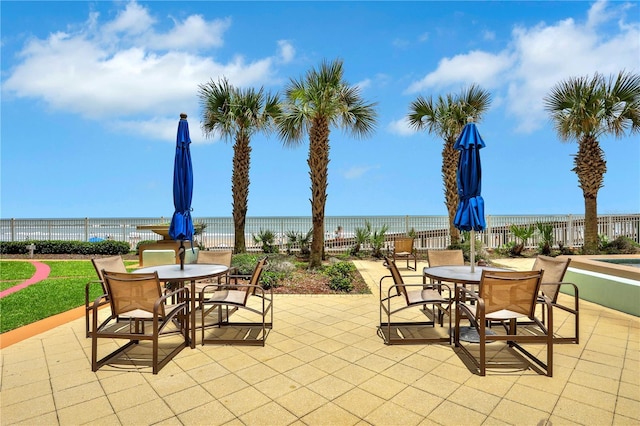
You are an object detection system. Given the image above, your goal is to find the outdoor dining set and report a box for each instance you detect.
[85,246,579,377]
[84,114,577,377]
[379,249,580,377]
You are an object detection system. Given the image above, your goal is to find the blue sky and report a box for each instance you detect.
[1,0,638,219]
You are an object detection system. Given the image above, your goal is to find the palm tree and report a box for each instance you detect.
[544,71,640,254]
[198,77,280,253]
[277,59,377,268]
[407,84,491,245]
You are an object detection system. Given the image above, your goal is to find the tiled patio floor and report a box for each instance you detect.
[1,259,638,425]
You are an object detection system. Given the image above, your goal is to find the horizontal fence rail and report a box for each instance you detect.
[1,214,638,253]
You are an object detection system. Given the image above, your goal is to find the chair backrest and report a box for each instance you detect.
[532,255,571,302]
[197,250,232,268]
[243,258,268,303]
[478,270,543,317]
[427,249,464,267]
[383,256,409,303]
[91,256,127,292]
[394,238,414,253]
[102,271,165,317]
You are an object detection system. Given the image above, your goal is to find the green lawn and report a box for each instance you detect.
[0,260,136,333]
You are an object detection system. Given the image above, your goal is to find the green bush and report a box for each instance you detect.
[231,253,261,275]
[252,229,279,253]
[135,239,158,254]
[324,261,356,292]
[601,236,640,254]
[0,240,129,255]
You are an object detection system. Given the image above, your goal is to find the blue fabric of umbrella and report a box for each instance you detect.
[453,122,486,232]
[169,114,194,246]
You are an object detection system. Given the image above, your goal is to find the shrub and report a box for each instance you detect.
[231,253,261,275]
[0,240,129,255]
[536,222,554,255]
[601,236,640,254]
[324,261,356,292]
[252,229,279,253]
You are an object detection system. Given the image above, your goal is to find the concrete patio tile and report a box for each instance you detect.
[503,382,559,413]
[616,396,640,420]
[552,396,614,425]
[307,353,351,374]
[53,380,106,409]
[163,384,215,415]
[176,399,236,426]
[412,372,461,399]
[447,385,502,415]
[234,362,279,385]
[0,394,56,425]
[281,363,327,386]
[562,381,618,411]
[333,387,386,418]
[217,386,271,417]
[146,369,198,397]
[302,402,361,426]
[613,413,640,426]
[57,395,114,425]
[107,382,160,412]
[201,373,249,399]
[378,362,426,385]
[114,398,175,425]
[359,373,407,400]
[0,379,52,406]
[426,399,487,425]
[10,412,60,426]
[491,398,550,425]
[331,363,377,386]
[275,387,329,418]
[261,352,306,373]
[306,375,355,400]
[463,374,514,397]
[618,381,640,401]
[252,373,301,399]
[391,386,445,417]
[238,401,298,426]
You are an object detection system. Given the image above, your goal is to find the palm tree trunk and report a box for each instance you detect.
[443,137,460,245]
[576,136,606,254]
[232,134,251,253]
[308,117,329,268]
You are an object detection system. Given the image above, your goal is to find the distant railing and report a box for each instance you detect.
[1,214,638,253]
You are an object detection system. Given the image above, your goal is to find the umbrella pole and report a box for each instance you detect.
[470,230,475,273]
[179,240,185,270]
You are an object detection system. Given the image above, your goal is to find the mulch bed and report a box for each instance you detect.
[1,254,372,295]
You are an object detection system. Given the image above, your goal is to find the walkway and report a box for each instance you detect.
[0,261,51,299]
[0,259,638,425]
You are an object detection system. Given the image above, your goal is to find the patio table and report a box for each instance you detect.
[134,263,228,348]
[423,265,509,342]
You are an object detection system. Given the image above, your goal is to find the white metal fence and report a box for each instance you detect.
[1,214,638,253]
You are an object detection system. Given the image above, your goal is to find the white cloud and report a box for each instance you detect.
[1,1,282,140]
[343,165,379,179]
[278,40,295,63]
[405,0,640,133]
[482,30,496,41]
[418,32,429,42]
[355,78,371,91]
[406,50,513,93]
[387,117,416,137]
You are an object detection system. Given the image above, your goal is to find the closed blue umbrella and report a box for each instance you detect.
[169,113,194,269]
[453,119,486,272]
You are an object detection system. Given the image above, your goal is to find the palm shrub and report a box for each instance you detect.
[252,229,279,253]
[509,224,535,256]
[370,224,389,258]
[285,229,312,257]
[350,221,372,256]
[536,222,554,255]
